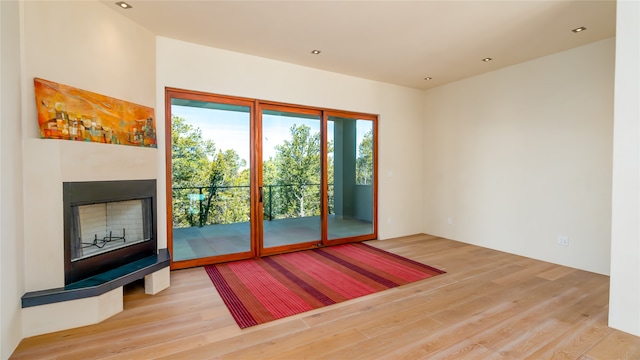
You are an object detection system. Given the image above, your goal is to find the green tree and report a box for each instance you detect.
[172,118,340,226]
[273,124,322,218]
[171,116,213,187]
[171,115,248,227]
[261,159,278,220]
[203,149,249,225]
[171,116,215,227]
[356,128,373,185]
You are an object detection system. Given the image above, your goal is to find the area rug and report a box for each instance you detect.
[204,242,445,328]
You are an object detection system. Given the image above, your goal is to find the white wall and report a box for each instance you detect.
[4,0,635,351]
[20,0,156,295]
[422,38,615,275]
[609,0,640,337]
[1,1,25,358]
[156,37,426,243]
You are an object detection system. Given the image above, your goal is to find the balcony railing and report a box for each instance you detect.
[172,184,334,228]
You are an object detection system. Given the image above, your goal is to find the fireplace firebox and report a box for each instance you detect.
[63,179,157,285]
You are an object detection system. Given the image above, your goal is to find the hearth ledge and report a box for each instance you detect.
[21,248,170,308]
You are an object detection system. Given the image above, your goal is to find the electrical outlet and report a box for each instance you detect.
[557,235,569,246]
[447,217,453,225]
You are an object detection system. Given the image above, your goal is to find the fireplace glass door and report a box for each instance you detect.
[70,199,152,261]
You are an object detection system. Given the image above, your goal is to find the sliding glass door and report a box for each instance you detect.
[166,88,377,269]
[326,113,377,245]
[258,105,323,256]
[167,89,256,268]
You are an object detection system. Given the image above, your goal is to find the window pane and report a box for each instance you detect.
[170,100,251,261]
[327,116,374,240]
[262,110,322,248]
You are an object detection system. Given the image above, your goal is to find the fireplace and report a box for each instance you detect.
[63,179,157,285]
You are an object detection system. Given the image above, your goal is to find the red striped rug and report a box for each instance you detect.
[204,242,445,328]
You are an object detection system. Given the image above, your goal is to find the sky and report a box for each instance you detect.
[171,105,371,168]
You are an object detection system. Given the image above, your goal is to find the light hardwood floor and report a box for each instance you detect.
[11,234,640,359]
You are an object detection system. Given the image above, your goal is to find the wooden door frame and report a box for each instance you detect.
[322,110,379,247]
[256,102,324,257]
[165,88,256,269]
[165,88,378,269]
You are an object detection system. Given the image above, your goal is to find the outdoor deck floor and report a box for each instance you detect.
[173,215,373,261]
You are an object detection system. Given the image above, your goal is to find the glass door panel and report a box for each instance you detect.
[326,115,376,243]
[260,106,322,254]
[169,94,254,267]
[167,89,379,266]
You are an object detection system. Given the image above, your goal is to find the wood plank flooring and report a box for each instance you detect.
[10,234,640,359]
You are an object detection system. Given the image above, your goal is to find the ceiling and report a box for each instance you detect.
[106,0,617,90]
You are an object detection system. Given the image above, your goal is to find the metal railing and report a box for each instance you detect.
[172,183,333,228]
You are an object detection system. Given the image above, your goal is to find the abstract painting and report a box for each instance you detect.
[34,78,156,147]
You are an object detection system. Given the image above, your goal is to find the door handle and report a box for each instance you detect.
[259,186,263,203]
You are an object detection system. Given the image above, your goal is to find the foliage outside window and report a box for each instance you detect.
[172,116,250,228]
[171,107,375,229]
[356,128,373,185]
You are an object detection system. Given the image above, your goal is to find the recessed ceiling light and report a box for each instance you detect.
[424,77,433,81]
[482,57,493,62]
[572,26,587,33]
[115,1,132,9]
[311,50,321,55]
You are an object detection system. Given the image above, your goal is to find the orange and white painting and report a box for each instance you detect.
[34,78,156,147]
